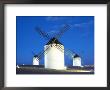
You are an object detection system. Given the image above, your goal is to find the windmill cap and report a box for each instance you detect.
[46,37,63,45]
[74,54,80,58]
[34,55,38,58]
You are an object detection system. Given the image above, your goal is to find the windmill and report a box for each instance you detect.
[73,54,82,66]
[32,51,40,65]
[35,24,82,69]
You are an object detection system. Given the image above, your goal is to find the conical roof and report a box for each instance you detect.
[46,37,63,45]
[74,54,80,58]
[34,55,38,58]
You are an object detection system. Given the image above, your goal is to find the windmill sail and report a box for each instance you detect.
[50,24,70,44]
[35,24,70,44]
[36,45,50,60]
[54,24,71,39]
[35,26,51,40]
[52,44,75,59]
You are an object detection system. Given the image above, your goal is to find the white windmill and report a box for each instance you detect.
[73,54,82,67]
[33,55,39,65]
[44,37,65,70]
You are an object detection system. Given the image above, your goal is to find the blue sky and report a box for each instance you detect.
[16,16,94,66]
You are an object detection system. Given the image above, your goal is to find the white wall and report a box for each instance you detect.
[44,44,65,70]
[73,57,81,66]
[33,57,39,65]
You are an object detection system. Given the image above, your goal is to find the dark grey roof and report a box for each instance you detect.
[34,55,38,58]
[74,54,80,58]
[46,37,63,45]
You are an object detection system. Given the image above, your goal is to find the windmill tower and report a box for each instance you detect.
[33,55,39,65]
[73,54,82,67]
[44,37,65,70]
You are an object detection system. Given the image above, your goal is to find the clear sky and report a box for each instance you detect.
[16,16,94,66]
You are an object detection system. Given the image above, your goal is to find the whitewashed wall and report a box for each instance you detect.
[33,57,39,65]
[44,44,66,70]
[73,57,81,66]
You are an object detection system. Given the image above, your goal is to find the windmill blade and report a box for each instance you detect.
[55,44,64,53]
[50,24,71,44]
[54,24,71,39]
[35,24,70,45]
[53,44,84,66]
[35,26,51,40]
[56,44,73,56]
[53,44,76,60]
[37,45,50,60]
[64,48,75,59]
